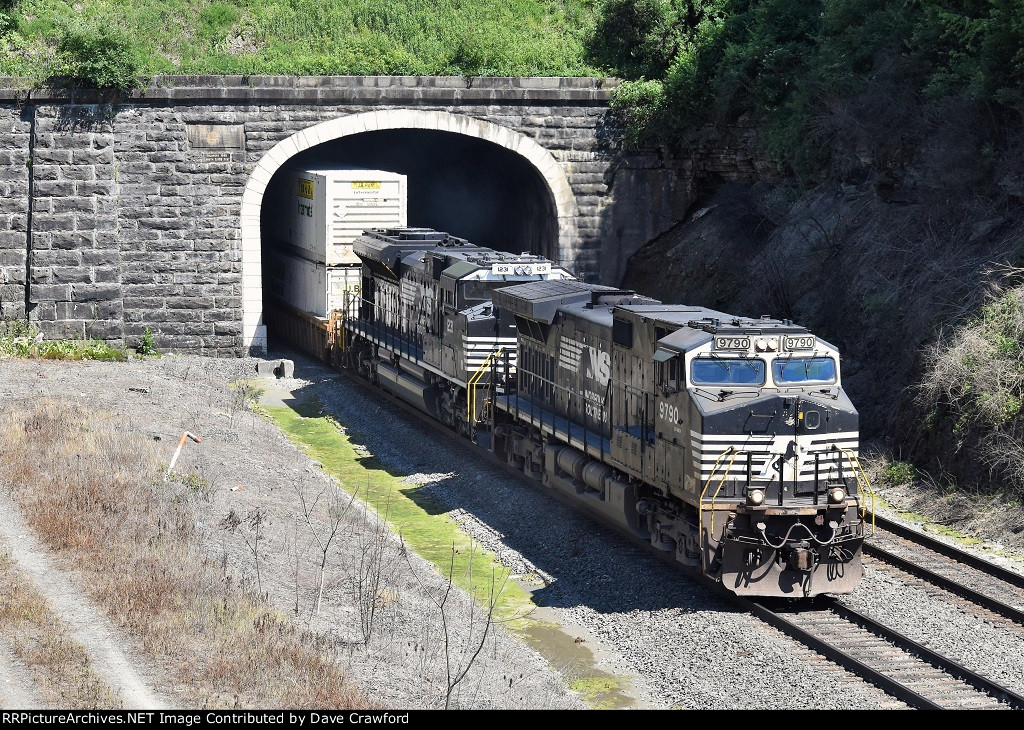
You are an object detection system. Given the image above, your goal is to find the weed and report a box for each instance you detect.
[920,284,1024,494]
[0,553,119,708]
[138,327,158,357]
[1,0,603,79]
[262,399,535,627]
[883,460,918,486]
[0,321,127,361]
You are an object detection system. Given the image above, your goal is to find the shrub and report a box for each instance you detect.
[53,17,144,91]
[610,79,668,148]
[883,460,919,486]
[919,284,1024,494]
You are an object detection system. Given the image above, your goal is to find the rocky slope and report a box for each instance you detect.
[622,171,1024,495]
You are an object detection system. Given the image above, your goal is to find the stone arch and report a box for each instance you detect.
[240,109,579,353]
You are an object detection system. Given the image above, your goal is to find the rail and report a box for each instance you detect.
[499,366,658,464]
[698,447,738,537]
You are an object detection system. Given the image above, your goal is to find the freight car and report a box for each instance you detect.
[326,228,870,598]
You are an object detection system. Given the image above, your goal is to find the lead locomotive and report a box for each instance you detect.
[340,228,867,597]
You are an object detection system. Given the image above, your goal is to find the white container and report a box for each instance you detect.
[264,248,361,318]
[269,166,408,265]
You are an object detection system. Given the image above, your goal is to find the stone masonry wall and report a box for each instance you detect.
[0,76,764,355]
[29,105,122,341]
[0,105,30,321]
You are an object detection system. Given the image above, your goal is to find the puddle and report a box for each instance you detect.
[514,585,651,709]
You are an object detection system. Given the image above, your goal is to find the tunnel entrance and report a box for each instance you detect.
[241,110,579,354]
[271,129,559,258]
[259,129,560,353]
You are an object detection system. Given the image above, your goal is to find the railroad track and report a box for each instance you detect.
[336,371,1024,709]
[280,346,1024,709]
[735,512,1024,710]
[864,511,1024,626]
[742,596,1024,709]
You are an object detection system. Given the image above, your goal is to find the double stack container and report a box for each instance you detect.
[266,166,408,318]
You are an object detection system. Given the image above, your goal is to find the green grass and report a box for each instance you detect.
[0,0,604,83]
[567,676,631,710]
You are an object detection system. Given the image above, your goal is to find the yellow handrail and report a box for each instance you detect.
[466,347,504,425]
[699,447,737,538]
[835,446,876,534]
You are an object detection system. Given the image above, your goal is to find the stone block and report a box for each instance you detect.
[40,320,85,340]
[76,181,116,197]
[1,299,25,319]
[52,266,93,283]
[30,283,71,302]
[85,319,124,340]
[71,283,121,302]
[53,197,97,214]
[32,149,72,164]
[31,213,75,232]
[33,180,76,197]
[255,358,293,378]
[255,359,277,377]
[61,165,96,181]
[72,147,114,165]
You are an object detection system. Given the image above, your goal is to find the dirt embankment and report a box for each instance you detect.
[0,355,589,710]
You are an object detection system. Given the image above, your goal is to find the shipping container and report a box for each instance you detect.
[263,248,361,319]
[267,166,408,266]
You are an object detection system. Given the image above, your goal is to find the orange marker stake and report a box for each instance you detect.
[164,431,203,482]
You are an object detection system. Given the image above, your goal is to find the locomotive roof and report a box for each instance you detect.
[494,279,819,349]
[353,227,562,279]
[492,280,657,324]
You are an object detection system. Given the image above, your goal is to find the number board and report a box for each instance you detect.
[491,262,551,276]
[297,178,314,200]
[713,335,750,351]
[782,335,815,351]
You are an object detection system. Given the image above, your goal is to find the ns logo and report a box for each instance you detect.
[584,346,611,386]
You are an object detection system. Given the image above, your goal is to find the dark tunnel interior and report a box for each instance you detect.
[261,128,558,258]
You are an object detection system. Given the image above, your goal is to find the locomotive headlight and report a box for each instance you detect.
[755,338,767,352]
[746,488,765,506]
[828,486,847,504]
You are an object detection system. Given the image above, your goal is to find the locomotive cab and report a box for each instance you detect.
[670,319,866,597]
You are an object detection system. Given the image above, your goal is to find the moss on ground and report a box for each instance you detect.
[262,398,536,626]
[262,394,641,708]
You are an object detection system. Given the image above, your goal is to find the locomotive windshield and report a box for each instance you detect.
[690,358,766,386]
[772,356,837,384]
[461,280,503,305]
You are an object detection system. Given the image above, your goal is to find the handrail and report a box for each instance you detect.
[698,447,737,539]
[467,347,504,426]
[835,446,876,535]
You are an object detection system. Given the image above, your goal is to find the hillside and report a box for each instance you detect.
[0,0,602,85]
[613,1,1024,500]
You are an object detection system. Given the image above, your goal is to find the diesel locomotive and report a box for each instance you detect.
[338,227,869,598]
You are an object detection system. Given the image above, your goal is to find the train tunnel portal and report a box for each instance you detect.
[242,110,578,352]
